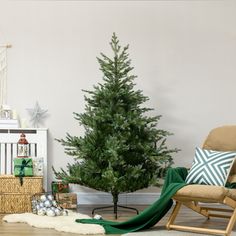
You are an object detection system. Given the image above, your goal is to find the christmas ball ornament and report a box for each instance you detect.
[93,214,102,220]
[62,209,68,216]
[52,200,57,207]
[46,208,56,217]
[36,204,41,210]
[37,208,46,216]
[44,200,52,208]
[31,200,37,206]
[50,206,56,211]
[54,208,61,216]
[32,208,37,214]
[42,207,47,212]
[39,202,44,208]
[40,195,47,202]
[47,194,54,201]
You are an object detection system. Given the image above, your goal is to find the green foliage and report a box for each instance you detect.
[54,33,178,197]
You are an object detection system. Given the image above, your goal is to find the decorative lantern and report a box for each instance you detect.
[0,104,12,119]
[17,133,29,157]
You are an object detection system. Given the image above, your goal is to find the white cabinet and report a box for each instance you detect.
[0,128,47,190]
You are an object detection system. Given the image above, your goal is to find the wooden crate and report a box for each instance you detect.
[0,175,43,213]
[55,193,77,209]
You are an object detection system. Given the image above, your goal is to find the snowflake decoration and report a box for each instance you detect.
[27,102,48,128]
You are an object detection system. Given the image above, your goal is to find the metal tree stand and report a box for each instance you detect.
[92,193,139,219]
[92,204,139,219]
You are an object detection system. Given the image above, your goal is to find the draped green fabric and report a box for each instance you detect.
[76,167,188,234]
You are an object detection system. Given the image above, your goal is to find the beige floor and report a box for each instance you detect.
[0,204,235,236]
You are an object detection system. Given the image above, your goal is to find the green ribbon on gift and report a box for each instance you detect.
[14,159,33,186]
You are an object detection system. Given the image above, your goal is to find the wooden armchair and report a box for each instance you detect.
[166,125,236,236]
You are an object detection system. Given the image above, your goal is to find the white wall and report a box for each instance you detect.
[0,0,236,193]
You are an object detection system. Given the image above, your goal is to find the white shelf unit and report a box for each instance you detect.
[0,128,48,190]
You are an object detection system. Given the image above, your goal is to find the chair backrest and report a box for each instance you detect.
[202,125,236,183]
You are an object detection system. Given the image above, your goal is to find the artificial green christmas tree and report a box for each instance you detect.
[54,33,178,218]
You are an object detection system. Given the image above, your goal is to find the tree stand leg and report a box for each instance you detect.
[92,193,139,219]
[92,204,139,219]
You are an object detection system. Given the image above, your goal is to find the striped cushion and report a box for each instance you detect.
[186,147,236,186]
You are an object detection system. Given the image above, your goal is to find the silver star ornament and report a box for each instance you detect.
[27,102,48,128]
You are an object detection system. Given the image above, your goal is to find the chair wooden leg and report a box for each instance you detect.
[166,201,182,230]
[225,207,236,236]
[167,225,227,235]
[166,200,234,236]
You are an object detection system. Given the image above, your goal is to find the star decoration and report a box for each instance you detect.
[27,102,48,128]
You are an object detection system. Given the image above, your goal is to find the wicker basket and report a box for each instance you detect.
[0,193,32,213]
[0,175,43,193]
[0,175,43,213]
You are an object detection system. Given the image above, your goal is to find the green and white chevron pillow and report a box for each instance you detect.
[186,147,236,186]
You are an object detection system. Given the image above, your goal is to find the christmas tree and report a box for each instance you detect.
[54,33,178,216]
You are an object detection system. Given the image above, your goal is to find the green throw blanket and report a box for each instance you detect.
[76,167,188,234]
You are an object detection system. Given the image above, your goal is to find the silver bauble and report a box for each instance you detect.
[31,199,37,206]
[39,202,44,208]
[47,194,54,201]
[37,208,46,216]
[36,204,41,210]
[62,209,68,216]
[42,207,47,212]
[44,200,52,208]
[46,208,56,217]
[52,200,57,207]
[50,206,56,211]
[54,208,61,216]
[93,214,102,220]
[40,195,47,202]
[32,209,37,214]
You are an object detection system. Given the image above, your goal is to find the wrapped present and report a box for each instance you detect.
[14,158,33,185]
[51,181,69,194]
[55,193,77,209]
[32,157,44,176]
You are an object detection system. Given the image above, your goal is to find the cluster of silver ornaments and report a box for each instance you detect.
[32,194,68,217]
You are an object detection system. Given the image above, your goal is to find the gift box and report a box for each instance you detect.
[51,181,69,194]
[14,158,33,185]
[32,157,44,176]
[55,193,77,209]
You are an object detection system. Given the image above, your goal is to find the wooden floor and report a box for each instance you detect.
[0,204,235,236]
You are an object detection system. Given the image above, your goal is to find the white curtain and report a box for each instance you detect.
[0,47,7,107]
